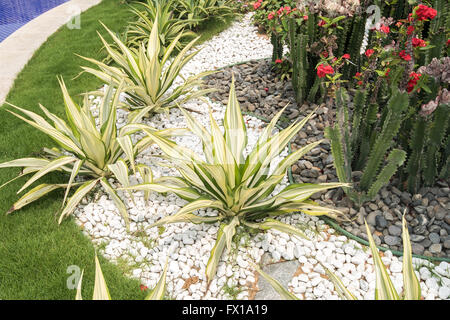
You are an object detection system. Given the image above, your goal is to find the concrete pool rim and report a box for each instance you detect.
[0,0,102,104]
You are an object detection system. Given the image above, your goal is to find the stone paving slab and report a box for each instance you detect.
[254,256,300,300]
[0,0,101,104]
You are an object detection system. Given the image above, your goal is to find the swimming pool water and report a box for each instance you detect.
[0,0,69,42]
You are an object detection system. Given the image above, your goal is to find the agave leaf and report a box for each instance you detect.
[8,183,69,214]
[206,224,227,284]
[116,136,135,173]
[107,160,130,189]
[99,178,130,230]
[224,75,247,165]
[59,179,99,224]
[78,127,107,169]
[244,218,309,240]
[17,156,77,194]
[275,182,350,202]
[178,105,214,162]
[0,157,50,169]
[207,107,238,189]
[251,262,299,300]
[120,182,200,201]
[145,261,167,300]
[223,216,239,254]
[4,105,84,155]
[364,220,400,300]
[401,215,421,300]
[321,263,357,300]
[93,254,111,300]
[272,140,324,176]
[62,159,84,208]
[75,269,84,300]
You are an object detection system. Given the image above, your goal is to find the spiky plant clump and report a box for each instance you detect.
[121,77,349,283]
[0,79,180,228]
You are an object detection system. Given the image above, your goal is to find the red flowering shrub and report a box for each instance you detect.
[399,50,412,61]
[414,4,437,21]
[317,64,334,78]
[380,25,390,34]
[407,72,422,93]
[412,37,427,47]
[365,49,375,58]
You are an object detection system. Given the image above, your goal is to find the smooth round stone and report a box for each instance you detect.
[375,215,388,230]
[410,234,425,242]
[429,232,440,244]
[438,286,450,300]
[429,243,442,254]
[388,225,402,236]
[384,235,401,246]
[411,243,425,255]
[444,239,450,249]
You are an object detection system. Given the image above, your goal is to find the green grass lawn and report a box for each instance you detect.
[0,0,236,299]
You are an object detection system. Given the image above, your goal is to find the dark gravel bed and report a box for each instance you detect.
[204,58,450,259]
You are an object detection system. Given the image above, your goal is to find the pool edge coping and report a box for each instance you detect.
[0,0,102,105]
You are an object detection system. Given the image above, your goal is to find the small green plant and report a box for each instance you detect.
[79,18,215,119]
[121,77,349,283]
[222,282,243,300]
[125,0,196,54]
[0,80,149,228]
[174,0,235,29]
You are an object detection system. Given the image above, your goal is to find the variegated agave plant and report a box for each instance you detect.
[76,254,167,300]
[256,215,421,300]
[121,78,349,283]
[79,17,215,120]
[0,79,180,229]
[125,0,196,54]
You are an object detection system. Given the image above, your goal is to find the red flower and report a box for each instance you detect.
[303,15,308,20]
[277,7,283,15]
[365,49,375,58]
[321,51,329,58]
[412,37,427,47]
[318,20,326,27]
[380,24,390,34]
[284,6,291,14]
[253,1,261,10]
[264,87,269,92]
[275,59,283,64]
[317,64,334,78]
[414,4,437,21]
[385,68,391,77]
[355,72,362,78]
[342,53,350,59]
[140,284,148,291]
[399,50,412,61]
[446,39,450,46]
[268,12,275,20]
[407,25,415,35]
[407,72,421,93]
[357,81,363,86]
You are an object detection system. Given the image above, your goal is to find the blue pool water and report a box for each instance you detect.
[0,0,69,42]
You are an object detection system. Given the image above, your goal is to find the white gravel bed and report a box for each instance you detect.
[73,11,450,300]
